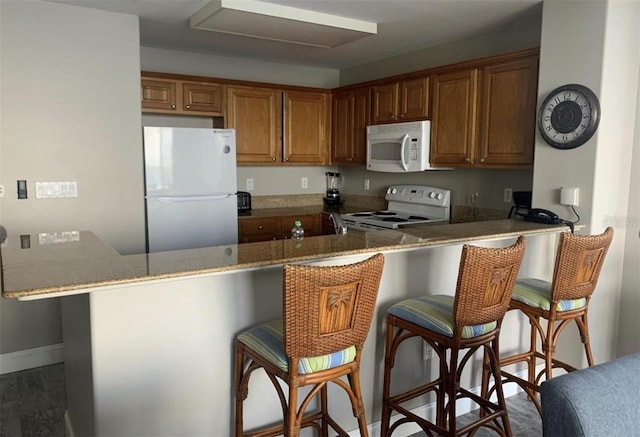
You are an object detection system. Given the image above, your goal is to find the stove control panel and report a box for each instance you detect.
[385,185,450,207]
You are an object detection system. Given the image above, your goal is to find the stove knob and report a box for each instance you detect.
[390,188,398,195]
[429,191,436,199]
[436,193,443,200]
[386,187,392,194]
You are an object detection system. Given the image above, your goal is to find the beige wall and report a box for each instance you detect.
[339,3,542,86]
[0,1,143,354]
[533,0,639,361]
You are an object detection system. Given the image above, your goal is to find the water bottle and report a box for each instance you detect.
[291,220,304,240]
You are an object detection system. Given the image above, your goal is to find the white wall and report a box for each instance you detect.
[0,1,143,354]
[533,0,640,361]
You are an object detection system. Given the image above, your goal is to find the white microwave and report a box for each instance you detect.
[366,120,443,172]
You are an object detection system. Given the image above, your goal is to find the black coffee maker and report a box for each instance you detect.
[324,172,342,205]
[509,191,532,218]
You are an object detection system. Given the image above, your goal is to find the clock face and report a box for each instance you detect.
[538,84,600,150]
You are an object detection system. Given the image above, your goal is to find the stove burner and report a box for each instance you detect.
[408,215,430,220]
[382,217,408,223]
[352,213,373,217]
[373,211,396,216]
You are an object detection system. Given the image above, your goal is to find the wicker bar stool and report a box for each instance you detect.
[489,227,613,414]
[234,253,385,437]
[381,237,526,437]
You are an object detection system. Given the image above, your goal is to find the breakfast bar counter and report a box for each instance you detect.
[2,220,570,300]
[1,220,572,436]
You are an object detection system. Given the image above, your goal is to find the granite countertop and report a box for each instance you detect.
[0,220,573,300]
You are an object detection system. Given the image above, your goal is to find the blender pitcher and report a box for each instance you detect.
[324,172,342,205]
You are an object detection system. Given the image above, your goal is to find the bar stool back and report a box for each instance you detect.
[381,237,526,437]
[235,253,385,437]
[494,227,614,414]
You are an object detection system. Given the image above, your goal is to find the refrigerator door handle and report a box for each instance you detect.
[148,194,233,202]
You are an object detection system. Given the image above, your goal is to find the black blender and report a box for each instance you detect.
[324,172,342,206]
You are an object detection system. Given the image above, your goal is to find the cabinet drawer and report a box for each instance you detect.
[238,217,281,243]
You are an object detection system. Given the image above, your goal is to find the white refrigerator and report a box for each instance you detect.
[143,127,238,253]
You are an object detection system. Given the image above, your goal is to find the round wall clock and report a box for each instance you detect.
[538,84,600,150]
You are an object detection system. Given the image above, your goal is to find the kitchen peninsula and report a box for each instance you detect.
[2,220,571,436]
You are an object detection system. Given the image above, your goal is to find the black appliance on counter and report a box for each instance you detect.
[509,191,532,218]
[237,191,251,212]
[324,172,342,206]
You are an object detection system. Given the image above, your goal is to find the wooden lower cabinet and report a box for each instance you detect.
[238,216,281,243]
[238,214,323,243]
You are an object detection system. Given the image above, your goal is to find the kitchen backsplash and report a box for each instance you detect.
[250,194,507,223]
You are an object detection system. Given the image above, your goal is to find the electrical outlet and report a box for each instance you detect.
[246,178,254,191]
[301,177,308,189]
[364,179,370,191]
[504,188,512,203]
[560,187,579,206]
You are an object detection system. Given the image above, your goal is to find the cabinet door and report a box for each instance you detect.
[182,83,223,114]
[281,214,321,238]
[283,91,329,164]
[372,83,399,124]
[430,69,479,166]
[331,91,352,163]
[331,88,370,165]
[478,57,537,165]
[351,88,371,164]
[400,77,429,120]
[141,79,178,112]
[238,217,281,243]
[227,87,282,164]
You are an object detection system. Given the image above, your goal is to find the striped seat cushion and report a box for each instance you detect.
[512,278,587,311]
[237,319,356,374]
[388,295,497,339]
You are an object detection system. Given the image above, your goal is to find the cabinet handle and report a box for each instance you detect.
[464,157,471,163]
[480,158,486,163]
[171,104,176,109]
[186,105,191,109]
[258,225,263,230]
[272,157,276,161]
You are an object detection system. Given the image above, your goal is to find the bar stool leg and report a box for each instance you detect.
[348,369,369,437]
[578,314,595,366]
[286,383,300,437]
[320,384,329,437]
[234,341,245,437]
[380,318,395,437]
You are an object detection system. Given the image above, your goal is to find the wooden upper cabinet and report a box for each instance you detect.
[430,53,538,168]
[478,56,538,166]
[227,86,282,164]
[283,91,329,165]
[182,82,223,113]
[430,69,479,166]
[372,77,429,124]
[331,87,370,165]
[141,79,177,111]
[141,77,223,115]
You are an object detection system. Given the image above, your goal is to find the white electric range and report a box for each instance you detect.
[341,185,451,231]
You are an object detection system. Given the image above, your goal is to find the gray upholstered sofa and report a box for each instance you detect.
[540,352,640,436]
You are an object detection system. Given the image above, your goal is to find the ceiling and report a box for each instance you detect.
[48,0,542,70]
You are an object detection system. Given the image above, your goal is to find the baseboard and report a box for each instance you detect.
[0,343,64,375]
[348,369,529,437]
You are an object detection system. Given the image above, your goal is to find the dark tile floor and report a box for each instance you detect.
[408,392,542,436]
[0,363,540,437]
[0,364,67,437]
